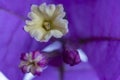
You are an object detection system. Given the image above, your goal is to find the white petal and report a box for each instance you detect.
[25,20,35,26]
[53,18,68,34]
[47,4,56,17]
[53,4,65,19]
[39,3,56,18]
[41,32,52,42]
[19,61,27,67]
[36,67,43,72]
[29,29,47,41]
[34,55,43,62]
[31,5,44,19]
[28,12,38,20]
[50,30,63,38]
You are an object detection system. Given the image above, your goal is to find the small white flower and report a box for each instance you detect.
[19,51,48,75]
[24,3,68,42]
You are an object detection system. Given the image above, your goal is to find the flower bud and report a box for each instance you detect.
[63,46,81,66]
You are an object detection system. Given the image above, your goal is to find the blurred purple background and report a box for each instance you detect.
[0,0,120,80]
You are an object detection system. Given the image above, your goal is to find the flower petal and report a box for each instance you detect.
[39,3,56,18]
[53,18,68,34]
[50,30,63,38]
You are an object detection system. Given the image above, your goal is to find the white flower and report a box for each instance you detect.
[19,51,48,75]
[24,3,68,42]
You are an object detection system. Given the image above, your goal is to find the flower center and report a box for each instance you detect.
[43,21,51,31]
[28,61,36,66]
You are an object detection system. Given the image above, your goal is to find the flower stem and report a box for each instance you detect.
[59,64,64,80]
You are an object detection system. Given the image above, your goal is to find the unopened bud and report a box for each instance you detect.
[63,46,81,66]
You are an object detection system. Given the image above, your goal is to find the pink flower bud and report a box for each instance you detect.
[63,46,81,66]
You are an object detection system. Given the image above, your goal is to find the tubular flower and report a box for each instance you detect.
[19,51,48,75]
[24,3,68,42]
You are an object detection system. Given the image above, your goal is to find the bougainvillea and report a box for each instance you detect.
[1,0,120,80]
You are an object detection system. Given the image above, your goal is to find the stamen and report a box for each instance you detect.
[43,21,51,31]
